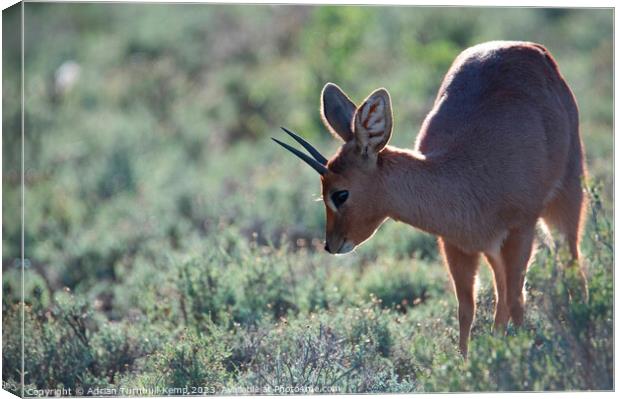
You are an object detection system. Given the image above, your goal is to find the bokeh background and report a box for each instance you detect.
[2,4,613,393]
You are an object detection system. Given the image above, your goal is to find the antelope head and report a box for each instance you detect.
[273,83,394,254]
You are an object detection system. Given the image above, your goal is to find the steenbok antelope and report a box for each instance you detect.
[273,41,588,356]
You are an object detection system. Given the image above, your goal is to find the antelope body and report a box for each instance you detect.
[274,41,587,356]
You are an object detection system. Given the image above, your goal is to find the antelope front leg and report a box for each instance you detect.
[440,238,480,357]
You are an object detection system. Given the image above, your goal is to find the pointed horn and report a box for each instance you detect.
[271,137,328,175]
[280,126,328,165]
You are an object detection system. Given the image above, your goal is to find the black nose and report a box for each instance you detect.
[324,242,330,253]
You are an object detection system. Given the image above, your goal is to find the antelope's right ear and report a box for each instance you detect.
[353,88,392,159]
[320,83,356,142]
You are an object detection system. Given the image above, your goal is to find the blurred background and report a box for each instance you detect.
[2,3,613,393]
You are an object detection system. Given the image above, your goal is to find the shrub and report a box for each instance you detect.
[233,304,415,393]
[118,327,230,394]
[358,259,444,313]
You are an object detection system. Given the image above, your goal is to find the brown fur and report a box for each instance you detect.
[317,41,587,356]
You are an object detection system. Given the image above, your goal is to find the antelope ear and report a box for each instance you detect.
[353,88,393,159]
[320,83,356,142]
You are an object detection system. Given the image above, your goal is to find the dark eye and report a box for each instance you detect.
[331,190,349,208]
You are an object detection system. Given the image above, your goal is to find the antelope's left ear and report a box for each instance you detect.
[353,88,393,160]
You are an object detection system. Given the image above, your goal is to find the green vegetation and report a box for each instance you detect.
[2,4,613,394]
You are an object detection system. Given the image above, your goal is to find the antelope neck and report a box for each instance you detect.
[379,146,470,238]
